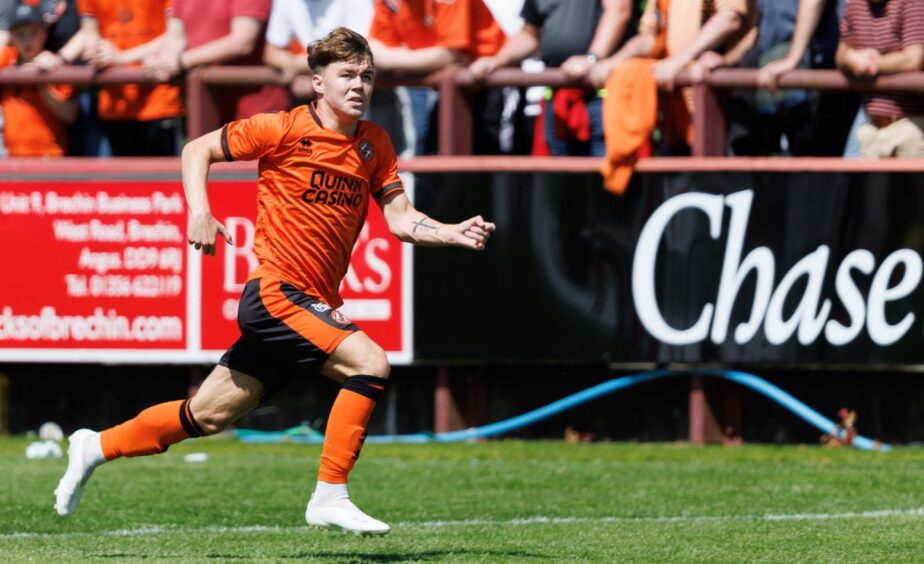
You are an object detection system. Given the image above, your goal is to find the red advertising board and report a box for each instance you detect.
[0,170,412,364]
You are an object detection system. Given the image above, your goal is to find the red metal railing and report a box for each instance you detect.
[3,64,924,156]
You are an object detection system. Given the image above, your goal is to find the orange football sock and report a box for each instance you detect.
[100,399,204,460]
[318,375,385,484]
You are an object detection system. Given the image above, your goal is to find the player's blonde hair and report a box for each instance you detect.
[307,27,374,73]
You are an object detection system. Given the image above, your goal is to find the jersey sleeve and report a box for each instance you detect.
[231,0,270,21]
[520,0,543,28]
[221,111,285,162]
[77,0,96,17]
[369,0,402,47]
[902,0,924,48]
[370,129,403,201]
[171,0,187,20]
[839,4,853,45]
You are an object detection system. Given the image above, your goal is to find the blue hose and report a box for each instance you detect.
[234,369,889,451]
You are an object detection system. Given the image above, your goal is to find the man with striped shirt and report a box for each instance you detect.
[837,0,924,157]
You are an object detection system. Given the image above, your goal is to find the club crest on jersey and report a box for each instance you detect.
[311,302,331,313]
[358,139,374,161]
[331,310,351,325]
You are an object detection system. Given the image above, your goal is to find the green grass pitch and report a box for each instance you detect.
[2,436,924,562]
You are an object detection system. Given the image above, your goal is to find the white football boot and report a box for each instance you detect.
[305,484,390,536]
[54,429,105,516]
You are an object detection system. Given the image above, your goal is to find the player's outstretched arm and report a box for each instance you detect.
[181,129,234,256]
[379,192,495,251]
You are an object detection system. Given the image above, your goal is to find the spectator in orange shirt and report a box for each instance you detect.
[368,0,507,155]
[0,4,77,156]
[73,0,184,156]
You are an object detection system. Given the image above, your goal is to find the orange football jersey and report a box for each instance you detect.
[221,103,404,308]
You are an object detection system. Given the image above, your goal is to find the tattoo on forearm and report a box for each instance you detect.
[412,218,438,234]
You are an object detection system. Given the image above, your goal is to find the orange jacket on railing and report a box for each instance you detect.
[600,59,692,195]
[601,58,659,195]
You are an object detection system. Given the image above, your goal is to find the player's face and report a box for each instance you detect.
[317,58,375,120]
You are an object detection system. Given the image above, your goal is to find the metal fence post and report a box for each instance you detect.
[438,68,472,155]
[693,82,726,157]
[186,68,221,141]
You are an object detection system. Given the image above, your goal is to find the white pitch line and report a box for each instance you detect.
[4,508,924,539]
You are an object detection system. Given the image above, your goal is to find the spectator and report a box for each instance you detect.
[0,3,77,156]
[470,0,632,157]
[14,0,110,157]
[262,0,372,103]
[837,0,924,158]
[757,0,840,86]
[73,0,184,156]
[370,0,507,155]
[144,0,289,124]
[12,1,85,70]
[727,0,856,156]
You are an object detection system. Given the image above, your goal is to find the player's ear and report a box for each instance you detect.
[311,69,324,96]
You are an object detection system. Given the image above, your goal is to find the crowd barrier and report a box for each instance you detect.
[2,65,923,155]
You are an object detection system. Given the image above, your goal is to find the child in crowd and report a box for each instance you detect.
[0,3,76,156]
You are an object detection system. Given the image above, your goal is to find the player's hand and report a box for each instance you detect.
[187,211,233,256]
[448,215,495,251]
